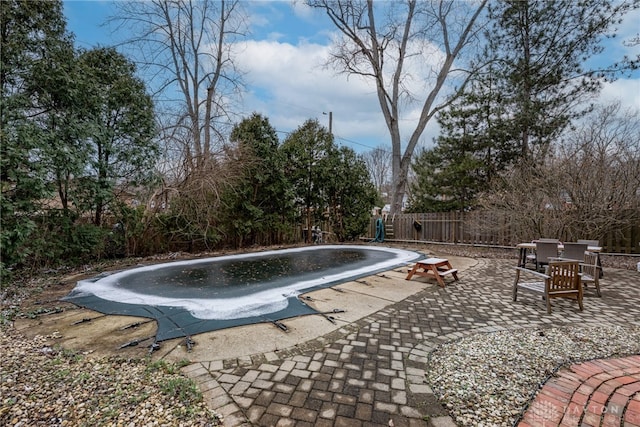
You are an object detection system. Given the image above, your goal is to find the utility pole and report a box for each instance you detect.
[323,111,333,135]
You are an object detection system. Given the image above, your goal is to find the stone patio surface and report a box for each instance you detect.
[175,254,640,427]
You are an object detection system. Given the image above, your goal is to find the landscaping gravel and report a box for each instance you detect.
[427,323,640,426]
[0,326,222,427]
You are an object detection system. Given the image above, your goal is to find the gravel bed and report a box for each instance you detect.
[0,327,222,427]
[427,324,640,427]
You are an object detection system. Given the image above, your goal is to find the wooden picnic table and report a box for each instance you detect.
[405,257,458,288]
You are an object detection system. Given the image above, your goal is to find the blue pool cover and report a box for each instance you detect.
[63,245,421,342]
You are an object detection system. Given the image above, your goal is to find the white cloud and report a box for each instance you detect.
[234,39,390,151]
[290,1,315,20]
[591,5,640,111]
[233,31,640,156]
[599,78,640,111]
[617,6,640,42]
[233,34,454,153]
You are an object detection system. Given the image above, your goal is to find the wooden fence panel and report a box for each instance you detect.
[602,226,639,254]
[370,213,639,254]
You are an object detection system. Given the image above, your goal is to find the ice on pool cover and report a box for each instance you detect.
[63,245,421,341]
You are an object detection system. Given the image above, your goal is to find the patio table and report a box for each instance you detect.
[516,242,603,277]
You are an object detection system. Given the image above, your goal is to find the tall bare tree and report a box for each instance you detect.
[309,0,488,214]
[112,0,248,248]
[113,0,247,173]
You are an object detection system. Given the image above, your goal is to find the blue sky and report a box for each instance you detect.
[63,0,640,154]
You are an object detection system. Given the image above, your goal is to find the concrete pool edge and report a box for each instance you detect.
[63,245,424,341]
[154,254,478,364]
[11,250,476,364]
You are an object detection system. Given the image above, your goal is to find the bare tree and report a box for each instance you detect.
[479,103,640,243]
[555,103,640,240]
[309,0,488,214]
[362,145,392,198]
[113,0,247,172]
[112,0,248,249]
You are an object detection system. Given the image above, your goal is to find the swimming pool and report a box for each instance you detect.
[63,245,421,341]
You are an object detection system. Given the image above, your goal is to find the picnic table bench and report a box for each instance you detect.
[405,257,458,288]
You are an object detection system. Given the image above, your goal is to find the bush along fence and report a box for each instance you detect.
[366,212,640,255]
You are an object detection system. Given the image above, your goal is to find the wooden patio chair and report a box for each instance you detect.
[513,260,583,314]
[577,239,604,278]
[580,252,601,297]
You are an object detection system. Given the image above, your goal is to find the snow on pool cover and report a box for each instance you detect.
[63,245,421,342]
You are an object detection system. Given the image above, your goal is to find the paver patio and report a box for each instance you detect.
[518,355,640,426]
[180,255,640,427]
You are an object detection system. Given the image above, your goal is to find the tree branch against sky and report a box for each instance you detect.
[362,146,391,197]
[405,0,640,214]
[309,0,488,214]
[485,0,640,163]
[111,0,247,174]
[62,1,639,156]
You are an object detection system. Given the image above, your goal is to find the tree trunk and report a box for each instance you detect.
[390,153,412,214]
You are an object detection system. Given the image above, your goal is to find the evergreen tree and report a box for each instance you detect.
[324,147,378,241]
[0,0,73,274]
[74,47,158,226]
[410,0,638,212]
[409,72,516,212]
[282,119,377,242]
[488,0,638,162]
[281,119,334,243]
[221,113,294,247]
[1,6,157,273]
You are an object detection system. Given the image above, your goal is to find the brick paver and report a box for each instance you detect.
[180,255,640,426]
[519,355,640,427]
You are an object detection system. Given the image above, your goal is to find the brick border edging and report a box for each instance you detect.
[414,321,640,427]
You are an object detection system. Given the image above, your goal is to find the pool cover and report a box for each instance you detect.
[63,245,421,342]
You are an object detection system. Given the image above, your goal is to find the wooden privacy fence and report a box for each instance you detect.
[366,212,640,254]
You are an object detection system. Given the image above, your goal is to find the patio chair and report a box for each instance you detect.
[513,260,583,314]
[580,252,601,297]
[559,242,588,262]
[525,239,560,269]
[533,241,560,272]
[577,239,604,278]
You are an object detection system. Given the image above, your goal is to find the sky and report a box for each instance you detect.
[62,0,640,154]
